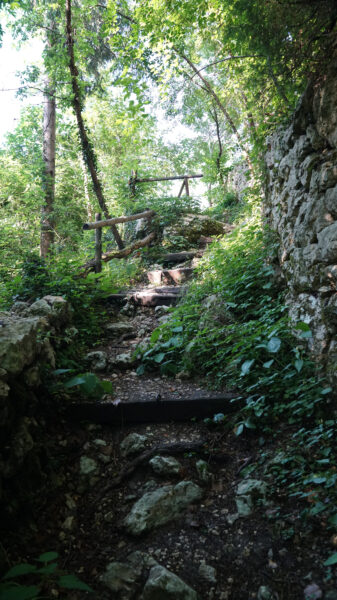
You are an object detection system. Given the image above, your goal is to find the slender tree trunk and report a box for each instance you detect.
[80,154,93,220]
[211,106,225,187]
[40,73,55,258]
[175,48,254,176]
[65,0,124,249]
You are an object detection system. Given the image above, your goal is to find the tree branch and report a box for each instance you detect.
[191,54,262,78]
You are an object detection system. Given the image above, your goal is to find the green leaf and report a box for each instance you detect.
[37,563,58,575]
[321,387,332,396]
[0,585,40,600]
[150,329,161,344]
[154,352,166,363]
[329,514,337,527]
[324,552,337,566]
[136,364,145,375]
[36,551,59,563]
[240,359,255,376]
[58,575,93,592]
[263,359,274,368]
[294,359,303,372]
[267,337,281,353]
[300,330,312,339]
[172,325,183,333]
[295,321,311,331]
[244,417,256,429]
[52,369,73,375]
[3,564,37,579]
[235,423,244,436]
[63,375,86,388]
[100,380,113,394]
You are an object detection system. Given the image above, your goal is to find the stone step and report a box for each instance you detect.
[66,393,241,425]
[162,250,204,264]
[146,267,194,286]
[108,286,182,307]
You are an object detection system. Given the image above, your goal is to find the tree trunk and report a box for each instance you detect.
[40,73,55,258]
[175,48,254,176]
[65,0,124,249]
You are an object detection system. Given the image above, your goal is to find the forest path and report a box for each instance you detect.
[5,255,324,600]
[47,259,314,600]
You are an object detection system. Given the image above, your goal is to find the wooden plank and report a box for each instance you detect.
[66,394,241,425]
[135,174,203,183]
[107,286,182,307]
[83,209,156,230]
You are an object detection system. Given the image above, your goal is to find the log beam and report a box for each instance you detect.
[83,209,156,230]
[135,174,203,183]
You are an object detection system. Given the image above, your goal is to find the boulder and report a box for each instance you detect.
[149,455,182,476]
[0,314,45,375]
[120,433,148,457]
[80,456,98,476]
[163,213,225,246]
[101,560,143,599]
[124,481,202,535]
[110,352,137,369]
[235,478,268,516]
[23,295,71,327]
[142,565,198,600]
[85,351,108,371]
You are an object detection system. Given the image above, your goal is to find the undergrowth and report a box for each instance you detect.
[0,252,141,367]
[137,211,337,531]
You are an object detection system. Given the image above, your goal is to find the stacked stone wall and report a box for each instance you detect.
[0,296,74,526]
[265,58,337,386]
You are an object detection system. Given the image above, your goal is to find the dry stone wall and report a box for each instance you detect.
[0,296,73,525]
[265,59,337,386]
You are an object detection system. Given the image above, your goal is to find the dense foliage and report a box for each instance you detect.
[1,0,337,566]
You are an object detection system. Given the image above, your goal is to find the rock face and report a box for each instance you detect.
[0,296,72,524]
[265,57,337,388]
[163,213,227,246]
[124,481,203,535]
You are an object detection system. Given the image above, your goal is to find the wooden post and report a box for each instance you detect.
[95,212,102,273]
[184,177,190,196]
[177,180,185,198]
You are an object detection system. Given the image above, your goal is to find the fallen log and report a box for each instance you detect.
[78,231,157,277]
[83,209,156,230]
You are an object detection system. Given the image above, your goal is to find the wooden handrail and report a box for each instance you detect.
[83,209,156,230]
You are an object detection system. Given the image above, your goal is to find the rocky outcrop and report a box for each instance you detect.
[265,57,337,386]
[163,214,229,247]
[0,296,73,523]
[124,481,203,535]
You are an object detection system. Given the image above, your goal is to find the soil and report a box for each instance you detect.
[2,277,337,600]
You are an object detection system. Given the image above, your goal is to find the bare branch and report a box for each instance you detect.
[191,54,262,78]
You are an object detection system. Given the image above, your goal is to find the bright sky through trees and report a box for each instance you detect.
[0,30,43,143]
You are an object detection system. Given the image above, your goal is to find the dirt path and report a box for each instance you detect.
[3,273,334,599]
